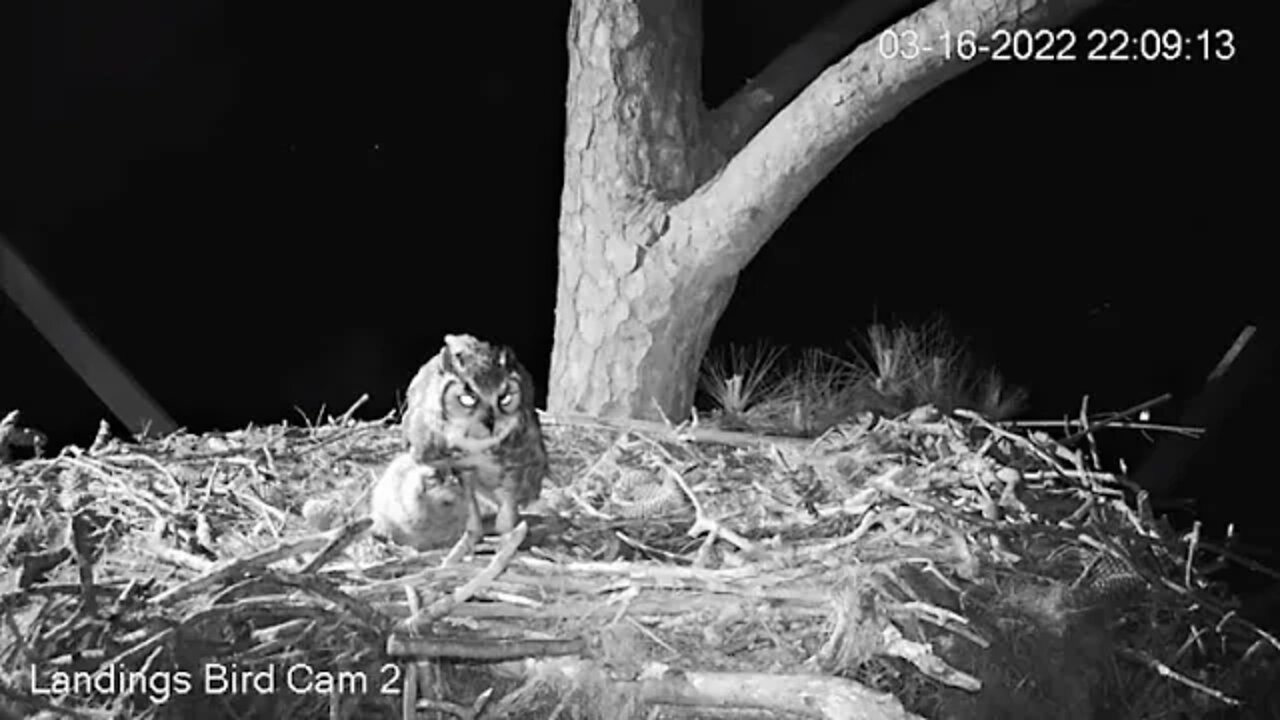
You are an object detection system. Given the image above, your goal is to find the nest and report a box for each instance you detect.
[1,405,1277,719]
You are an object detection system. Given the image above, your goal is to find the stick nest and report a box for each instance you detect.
[1,406,1276,720]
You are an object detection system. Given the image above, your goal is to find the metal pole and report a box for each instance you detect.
[0,233,178,437]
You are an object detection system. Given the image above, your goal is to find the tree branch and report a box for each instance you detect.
[675,0,1106,277]
[709,0,923,158]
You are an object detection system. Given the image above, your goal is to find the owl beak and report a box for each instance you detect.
[481,408,496,434]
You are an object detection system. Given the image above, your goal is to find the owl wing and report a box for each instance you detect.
[402,359,455,463]
[506,420,550,505]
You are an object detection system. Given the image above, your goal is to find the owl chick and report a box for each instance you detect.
[402,334,549,550]
[368,452,474,551]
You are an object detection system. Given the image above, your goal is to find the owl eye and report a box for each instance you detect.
[456,391,478,408]
[498,388,519,410]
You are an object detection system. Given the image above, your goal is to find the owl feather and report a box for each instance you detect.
[398,334,549,538]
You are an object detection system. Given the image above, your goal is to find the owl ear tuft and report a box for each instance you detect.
[497,347,512,369]
[444,334,479,353]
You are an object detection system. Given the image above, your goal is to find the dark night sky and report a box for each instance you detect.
[2,0,1268,543]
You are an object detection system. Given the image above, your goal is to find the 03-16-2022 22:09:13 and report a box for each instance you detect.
[877,26,1236,64]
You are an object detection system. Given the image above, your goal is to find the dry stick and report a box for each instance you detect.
[1078,395,1103,471]
[1002,419,1202,438]
[144,543,216,573]
[251,617,313,645]
[335,393,369,425]
[417,688,493,720]
[216,570,387,634]
[1192,540,1280,583]
[399,585,422,720]
[0,583,125,606]
[1118,647,1241,707]
[148,533,332,606]
[387,634,588,663]
[108,451,185,498]
[541,411,810,450]
[297,422,383,455]
[60,455,171,521]
[1184,521,1201,590]
[398,521,528,631]
[301,518,374,574]
[0,680,114,720]
[627,667,925,720]
[954,409,1104,492]
[107,597,334,672]
[401,661,418,720]
[1,609,34,666]
[1060,393,1173,447]
[654,461,757,555]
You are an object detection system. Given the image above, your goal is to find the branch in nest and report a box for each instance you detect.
[386,634,587,663]
[654,461,757,557]
[147,532,335,606]
[301,517,374,573]
[541,411,811,450]
[397,521,527,632]
[627,664,926,720]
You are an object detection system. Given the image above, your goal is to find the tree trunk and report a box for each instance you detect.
[549,0,1106,421]
[550,0,727,421]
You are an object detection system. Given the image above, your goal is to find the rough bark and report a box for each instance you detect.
[708,0,919,159]
[550,0,1106,421]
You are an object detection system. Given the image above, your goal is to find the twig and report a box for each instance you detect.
[1078,395,1102,471]
[89,419,112,455]
[148,533,332,606]
[1184,521,1201,590]
[335,393,369,425]
[231,485,289,536]
[143,543,216,573]
[405,521,528,629]
[541,411,810,450]
[60,455,171,521]
[1192,540,1280,583]
[386,634,586,662]
[301,517,373,574]
[2,608,34,666]
[955,409,1095,490]
[0,679,114,720]
[656,462,756,555]
[1118,647,1241,707]
[999,419,1202,438]
[211,570,388,633]
[401,661,419,720]
[626,664,926,719]
[297,423,384,455]
[1207,325,1255,383]
[1061,393,1173,447]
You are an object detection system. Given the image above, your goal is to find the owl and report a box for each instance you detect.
[401,334,549,544]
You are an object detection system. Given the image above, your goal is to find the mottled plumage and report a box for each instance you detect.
[368,453,473,551]
[399,334,549,548]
